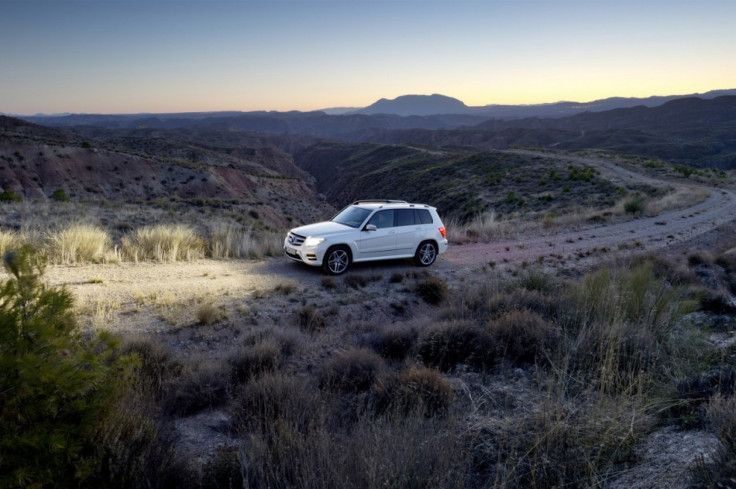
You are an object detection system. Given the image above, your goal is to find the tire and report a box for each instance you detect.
[322,246,351,275]
[414,241,438,267]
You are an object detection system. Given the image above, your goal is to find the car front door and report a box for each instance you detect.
[355,210,397,259]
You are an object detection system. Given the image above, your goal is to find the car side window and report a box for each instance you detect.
[396,209,416,226]
[367,210,394,229]
[416,209,433,224]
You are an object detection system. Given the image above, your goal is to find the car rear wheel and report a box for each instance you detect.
[414,241,437,267]
[323,246,350,275]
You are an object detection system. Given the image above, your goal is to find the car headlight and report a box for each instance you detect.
[303,237,326,247]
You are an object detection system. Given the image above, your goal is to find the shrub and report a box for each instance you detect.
[166,362,230,415]
[0,189,22,202]
[0,230,23,256]
[623,194,647,216]
[416,276,449,305]
[344,274,367,288]
[45,223,111,264]
[485,310,557,365]
[0,247,136,488]
[196,302,219,325]
[229,339,281,384]
[417,320,492,372]
[121,338,183,399]
[51,188,71,202]
[374,366,454,417]
[363,324,418,361]
[319,348,384,393]
[691,394,736,487]
[122,224,206,262]
[296,305,325,332]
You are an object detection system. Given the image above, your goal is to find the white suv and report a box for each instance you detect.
[284,200,448,274]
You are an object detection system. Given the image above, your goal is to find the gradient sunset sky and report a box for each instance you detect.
[1,0,734,115]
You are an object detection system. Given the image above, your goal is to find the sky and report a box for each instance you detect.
[1,0,734,115]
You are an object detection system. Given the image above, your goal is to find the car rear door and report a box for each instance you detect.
[394,208,425,255]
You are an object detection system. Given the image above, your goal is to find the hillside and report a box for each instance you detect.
[295,142,634,222]
[0,116,332,229]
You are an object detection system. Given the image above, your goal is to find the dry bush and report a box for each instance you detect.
[229,339,282,384]
[470,393,648,488]
[230,373,466,489]
[485,310,557,366]
[362,323,418,361]
[417,320,492,372]
[344,274,367,289]
[319,348,385,393]
[690,394,736,487]
[374,366,454,417]
[0,230,24,256]
[416,276,449,305]
[320,276,337,289]
[296,304,325,332]
[121,338,183,400]
[207,221,283,259]
[166,361,231,416]
[121,224,206,262]
[195,302,219,325]
[45,223,112,264]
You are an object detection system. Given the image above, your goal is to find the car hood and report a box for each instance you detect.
[290,221,353,237]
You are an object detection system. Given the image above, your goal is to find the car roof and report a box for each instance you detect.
[351,200,433,210]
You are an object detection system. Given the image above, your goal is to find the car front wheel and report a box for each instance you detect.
[414,241,437,267]
[323,246,350,275]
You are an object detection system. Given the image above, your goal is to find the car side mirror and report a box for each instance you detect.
[364,224,377,232]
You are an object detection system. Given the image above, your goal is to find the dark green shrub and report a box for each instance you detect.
[623,194,646,215]
[0,189,22,203]
[0,247,135,488]
[51,188,71,202]
[417,320,492,372]
[416,276,449,305]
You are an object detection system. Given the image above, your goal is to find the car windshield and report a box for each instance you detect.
[332,206,372,228]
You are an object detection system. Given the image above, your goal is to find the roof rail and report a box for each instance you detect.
[352,199,408,205]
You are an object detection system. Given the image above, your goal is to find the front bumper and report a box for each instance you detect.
[283,240,325,267]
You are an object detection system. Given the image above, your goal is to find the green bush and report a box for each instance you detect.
[0,189,22,203]
[0,247,135,488]
[51,188,71,202]
[623,194,647,216]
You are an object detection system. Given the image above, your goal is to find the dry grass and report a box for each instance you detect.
[45,224,115,264]
[122,224,206,262]
[207,221,283,259]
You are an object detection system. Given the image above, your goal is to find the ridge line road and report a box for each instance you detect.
[442,152,736,269]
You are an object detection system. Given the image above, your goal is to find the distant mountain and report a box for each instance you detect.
[354,94,470,116]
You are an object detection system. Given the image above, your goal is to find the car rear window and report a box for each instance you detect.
[395,208,434,226]
[416,209,433,224]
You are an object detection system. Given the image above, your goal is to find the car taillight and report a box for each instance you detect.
[438,227,447,238]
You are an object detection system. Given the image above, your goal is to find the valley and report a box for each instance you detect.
[3,95,736,488]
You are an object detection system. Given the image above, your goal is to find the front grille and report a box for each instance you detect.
[287,232,306,246]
